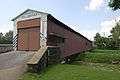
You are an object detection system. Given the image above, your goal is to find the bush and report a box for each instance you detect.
[75,49,120,64]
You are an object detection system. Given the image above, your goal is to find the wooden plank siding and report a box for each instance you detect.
[17,19,40,51]
[47,16,92,58]
[17,18,40,29]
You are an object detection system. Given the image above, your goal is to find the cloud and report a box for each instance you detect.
[0,23,13,34]
[70,16,120,41]
[69,24,97,41]
[100,17,120,36]
[77,17,120,40]
[85,0,104,11]
[79,30,97,41]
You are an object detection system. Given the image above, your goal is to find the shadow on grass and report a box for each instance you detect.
[27,63,59,74]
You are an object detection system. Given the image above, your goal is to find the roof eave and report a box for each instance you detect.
[11,9,49,21]
[47,14,92,43]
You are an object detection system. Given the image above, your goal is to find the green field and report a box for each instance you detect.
[75,49,120,64]
[20,49,120,80]
[20,64,120,80]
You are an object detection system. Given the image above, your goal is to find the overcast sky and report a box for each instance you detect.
[0,0,120,40]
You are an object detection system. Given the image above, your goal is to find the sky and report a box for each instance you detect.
[0,0,120,41]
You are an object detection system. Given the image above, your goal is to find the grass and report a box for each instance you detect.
[20,49,120,80]
[91,49,120,54]
[20,64,120,80]
[75,49,120,64]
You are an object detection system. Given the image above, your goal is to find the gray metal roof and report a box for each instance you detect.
[11,9,92,42]
[11,9,49,21]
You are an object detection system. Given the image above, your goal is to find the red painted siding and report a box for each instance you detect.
[17,18,40,29]
[18,27,40,51]
[17,18,40,51]
[47,19,92,58]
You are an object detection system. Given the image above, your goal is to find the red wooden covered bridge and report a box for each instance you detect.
[12,9,92,71]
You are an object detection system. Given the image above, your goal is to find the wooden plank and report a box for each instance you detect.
[27,46,47,64]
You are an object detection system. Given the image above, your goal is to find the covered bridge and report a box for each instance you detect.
[12,9,92,71]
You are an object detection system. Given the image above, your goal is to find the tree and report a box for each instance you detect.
[94,33,114,49]
[4,31,13,44]
[0,33,3,44]
[109,0,120,10]
[110,22,120,49]
[0,31,13,44]
[94,22,120,49]
[94,33,103,48]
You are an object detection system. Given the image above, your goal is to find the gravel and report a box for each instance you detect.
[0,51,34,70]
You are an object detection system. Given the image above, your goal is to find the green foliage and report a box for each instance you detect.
[110,22,120,49]
[0,31,13,44]
[109,0,120,10]
[0,33,3,43]
[94,33,113,49]
[94,22,120,49]
[91,49,120,53]
[20,64,120,80]
[75,49,120,64]
[94,33,102,48]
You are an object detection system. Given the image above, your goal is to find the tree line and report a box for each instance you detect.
[94,22,120,50]
[0,31,13,44]
[94,0,120,50]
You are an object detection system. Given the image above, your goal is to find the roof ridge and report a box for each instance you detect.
[11,9,49,21]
